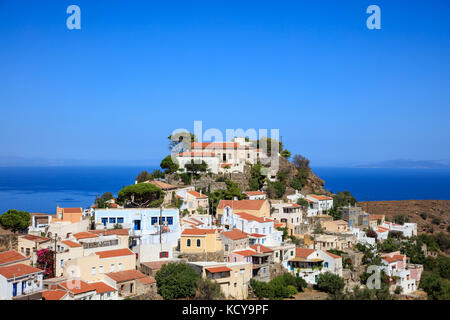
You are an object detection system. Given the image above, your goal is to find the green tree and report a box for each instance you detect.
[117,183,164,208]
[419,271,450,300]
[155,263,200,300]
[248,162,265,191]
[180,172,191,185]
[223,180,245,200]
[280,149,291,159]
[393,214,409,225]
[135,170,153,183]
[160,155,179,174]
[95,192,114,208]
[333,191,357,208]
[267,181,285,199]
[185,160,208,178]
[257,137,283,157]
[194,278,225,300]
[292,154,310,171]
[317,272,345,295]
[0,209,31,233]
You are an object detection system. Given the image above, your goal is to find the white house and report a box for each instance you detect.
[379,252,422,294]
[380,221,417,238]
[0,264,44,300]
[306,195,333,213]
[243,191,267,200]
[352,228,376,246]
[287,248,343,285]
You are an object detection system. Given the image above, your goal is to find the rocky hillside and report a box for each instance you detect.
[359,200,450,234]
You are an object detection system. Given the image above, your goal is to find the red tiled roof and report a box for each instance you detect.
[249,233,265,238]
[181,228,216,236]
[94,248,134,259]
[325,251,341,259]
[138,276,156,285]
[0,263,43,279]
[21,235,51,243]
[141,261,170,270]
[59,280,96,295]
[234,212,273,223]
[89,229,130,236]
[42,290,68,300]
[274,223,284,228]
[62,207,83,214]
[73,232,98,240]
[0,250,27,265]
[295,248,315,259]
[187,190,208,198]
[89,281,117,294]
[369,214,385,221]
[205,266,232,273]
[220,163,232,168]
[244,191,266,196]
[218,199,267,211]
[308,195,333,201]
[106,269,147,283]
[234,250,256,257]
[221,229,248,240]
[191,142,240,149]
[61,240,82,248]
[178,152,216,157]
[250,244,273,253]
[146,180,177,190]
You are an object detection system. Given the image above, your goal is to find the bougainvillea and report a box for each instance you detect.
[36,248,55,278]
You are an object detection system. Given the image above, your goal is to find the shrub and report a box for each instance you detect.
[194,278,225,300]
[393,214,409,225]
[420,212,428,220]
[155,263,199,299]
[317,272,345,295]
[394,286,402,294]
[432,218,441,225]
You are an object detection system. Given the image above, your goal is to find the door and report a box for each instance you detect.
[134,220,141,230]
[12,283,17,297]
[22,281,26,295]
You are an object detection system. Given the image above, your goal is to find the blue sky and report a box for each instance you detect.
[0,0,449,166]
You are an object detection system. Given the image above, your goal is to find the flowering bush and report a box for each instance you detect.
[36,248,54,278]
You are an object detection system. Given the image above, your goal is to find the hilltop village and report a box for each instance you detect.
[0,135,447,300]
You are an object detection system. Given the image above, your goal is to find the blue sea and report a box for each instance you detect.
[0,166,449,214]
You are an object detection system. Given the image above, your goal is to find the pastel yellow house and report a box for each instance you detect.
[180,228,222,254]
[187,261,253,299]
[217,199,270,221]
[63,248,136,283]
[321,220,350,233]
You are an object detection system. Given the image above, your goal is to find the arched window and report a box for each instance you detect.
[324,262,329,268]
[197,239,201,247]
[187,239,191,247]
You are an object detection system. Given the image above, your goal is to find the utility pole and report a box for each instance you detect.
[160,206,162,254]
[53,234,57,278]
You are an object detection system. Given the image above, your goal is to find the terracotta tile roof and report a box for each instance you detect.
[106,269,147,283]
[146,180,177,190]
[274,223,284,228]
[73,232,98,240]
[191,142,240,149]
[138,276,156,285]
[181,228,216,236]
[369,214,385,221]
[178,152,216,157]
[244,191,266,196]
[141,261,170,270]
[218,199,267,211]
[21,235,51,243]
[325,251,341,259]
[205,266,232,273]
[187,190,208,198]
[308,195,333,201]
[42,289,68,300]
[221,229,248,240]
[220,163,232,168]
[62,207,83,214]
[295,248,315,259]
[250,244,273,253]
[234,212,273,223]
[94,248,134,259]
[89,281,117,294]
[89,229,130,236]
[59,280,96,295]
[0,250,27,265]
[234,250,256,257]
[0,263,43,279]
[61,240,82,248]
[249,233,266,238]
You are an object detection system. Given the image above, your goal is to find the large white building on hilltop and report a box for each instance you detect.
[175,137,274,174]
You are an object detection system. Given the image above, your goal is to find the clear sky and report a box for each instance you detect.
[1,0,449,166]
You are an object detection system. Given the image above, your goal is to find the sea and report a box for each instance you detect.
[0,166,449,214]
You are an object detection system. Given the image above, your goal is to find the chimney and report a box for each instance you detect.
[263,216,266,222]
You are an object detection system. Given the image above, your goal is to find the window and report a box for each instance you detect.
[110,264,115,272]
[324,262,329,268]
[151,217,158,225]
[117,217,124,224]
[101,218,108,226]
[290,250,294,256]
[275,252,279,258]
[187,239,191,247]
[160,251,169,258]
[240,269,244,274]
[159,217,166,225]
[167,217,173,225]
[60,259,64,267]
[109,217,116,224]
[91,267,96,275]
[99,266,103,274]
[197,239,201,247]
[118,263,123,271]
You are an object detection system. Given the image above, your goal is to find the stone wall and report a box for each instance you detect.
[181,251,226,262]
[0,234,18,251]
